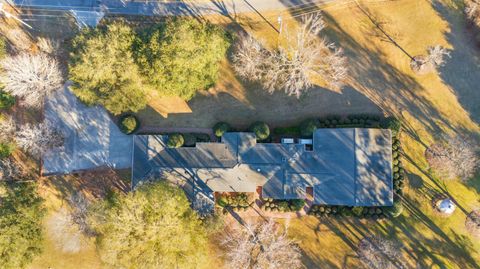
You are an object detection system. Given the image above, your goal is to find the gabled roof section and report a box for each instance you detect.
[354,129,393,205]
[131,129,393,206]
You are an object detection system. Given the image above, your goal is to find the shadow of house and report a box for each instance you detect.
[432,1,480,125]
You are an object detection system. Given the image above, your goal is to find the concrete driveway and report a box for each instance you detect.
[43,85,133,174]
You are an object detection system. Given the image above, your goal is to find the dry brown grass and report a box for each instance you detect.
[5,0,479,268]
[194,1,480,268]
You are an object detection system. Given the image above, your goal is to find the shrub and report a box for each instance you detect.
[386,200,403,218]
[183,133,196,147]
[263,199,305,212]
[300,119,319,137]
[0,91,15,110]
[216,193,251,211]
[290,199,306,211]
[250,121,270,140]
[352,206,364,217]
[381,116,401,136]
[0,142,16,158]
[213,122,231,137]
[216,196,228,207]
[167,133,184,148]
[119,114,139,134]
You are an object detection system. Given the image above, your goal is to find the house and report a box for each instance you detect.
[131,128,393,209]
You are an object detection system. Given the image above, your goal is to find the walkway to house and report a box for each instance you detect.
[42,84,133,174]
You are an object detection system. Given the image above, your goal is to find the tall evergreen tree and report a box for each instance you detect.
[0,182,46,269]
[69,22,147,115]
[135,18,231,100]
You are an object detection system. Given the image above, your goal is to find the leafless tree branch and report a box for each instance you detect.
[232,13,348,98]
[426,135,479,181]
[0,52,63,108]
[222,219,302,269]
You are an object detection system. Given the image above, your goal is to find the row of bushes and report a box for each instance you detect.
[271,115,401,138]
[216,193,253,212]
[308,199,403,219]
[259,198,305,212]
[167,133,211,148]
[213,116,401,141]
[392,137,405,195]
[213,121,270,141]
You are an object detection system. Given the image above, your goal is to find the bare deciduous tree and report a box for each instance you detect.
[465,210,480,238]
[426,45,450,67]
[357,236,406,269]
[425,135,479,181]
[15,122,63,158]
[411,45,450,74]
[0,52,63,108]
[231,34,271,82]
[47,207,88,253]
[465,0,480,26]
[222,219,302,269]
[232,13,347,97]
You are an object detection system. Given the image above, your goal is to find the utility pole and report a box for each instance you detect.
[277,16,283,35]
[0,2,33,29]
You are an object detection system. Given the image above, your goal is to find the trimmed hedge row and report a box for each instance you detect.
[259,198,305,212]
[392,137,405,195]
[308,205,389,219]
[213,116,401,141]
[217,193,253,212]
[166,133,211,148]
[272,114,395,139]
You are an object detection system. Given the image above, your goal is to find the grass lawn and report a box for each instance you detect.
[202,0,480,268]
[4,0,479,268]
[273,1,480,268]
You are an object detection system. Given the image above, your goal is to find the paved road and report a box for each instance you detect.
[10,0,335,16]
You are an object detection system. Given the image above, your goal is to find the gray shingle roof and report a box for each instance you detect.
[132,128,393,206]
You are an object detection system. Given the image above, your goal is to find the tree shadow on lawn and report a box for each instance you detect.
[138,79,383,129]
[431,1,480,125]
[40,168,130,204]
[275,3,479,266]
[136,1,385,129]
[319,11,456,138]
[320,206,479,269]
